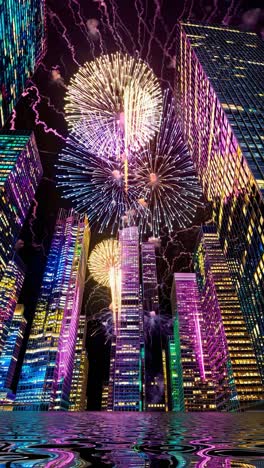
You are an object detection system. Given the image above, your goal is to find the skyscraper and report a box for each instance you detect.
[0,257,25,355]
[14,209,90,411]
[141,240,166,411]
[175,23,264,380]
[0,0,47,126]
[69,313,88,411]
[107,226,144,411]
[171,273,216,411]
[0,131,43,280]
[0,304,27,409]
[194,226,263,410]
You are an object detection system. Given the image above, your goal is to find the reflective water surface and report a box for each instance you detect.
[0,412,263,467]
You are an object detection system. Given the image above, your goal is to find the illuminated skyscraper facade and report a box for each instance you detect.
[0,131,43,280]
[141,240,166,411]
[15,209,90,411]
[175,23,264,380]
[171,273,216,411]
[69,313,88,411]
[166,332,184,411]
[0,304,26,409]
[0,0,47,126]
[107,226,144,411]
[195,226,263,410]
[0,258,25,355]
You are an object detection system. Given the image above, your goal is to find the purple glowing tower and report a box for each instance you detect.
[107,226,144,411]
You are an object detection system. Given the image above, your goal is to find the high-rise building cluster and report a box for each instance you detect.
[175,22,264,381]
[0,3,263,412]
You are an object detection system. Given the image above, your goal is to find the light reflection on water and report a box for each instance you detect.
[0,412,263,467]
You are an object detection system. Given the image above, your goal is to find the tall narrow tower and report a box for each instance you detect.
[107,226,144,411]
[141,240,166,411]
[14,209,90,411]
[0,304,27,409]
[0,258,25,355]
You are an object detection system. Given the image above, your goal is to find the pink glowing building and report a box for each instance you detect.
[170,273,216,411]
[14,209,90,411]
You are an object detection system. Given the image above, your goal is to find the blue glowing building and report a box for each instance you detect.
[0,131,43,281]
[0,0,47,126]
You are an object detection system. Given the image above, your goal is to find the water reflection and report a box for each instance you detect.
[0,412,263,467]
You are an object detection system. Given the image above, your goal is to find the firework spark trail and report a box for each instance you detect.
[94,0,126,53]
[110,0,137,53]
[9,109,16,130]
[178,0,189,21]
[86,307,114,343]
[144,311,173,343]
[135,0,145,55]
[22,85,66,140]
[39,62,49,73]
[206,0,219,23]
[28,198,47,256]
[48,8,81,67]
[187,0,195,21]
[146,0,163,63]
[222,0,238,25]
[40,92,65,118]
[68,0,98,59]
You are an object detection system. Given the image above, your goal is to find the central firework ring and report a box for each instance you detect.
[65,52,162,159]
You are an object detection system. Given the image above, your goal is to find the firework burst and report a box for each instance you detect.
[57,132,139,233]
[133,90,203,236]
[88,239,120,287]
[88,239,121,331]
[65,52,162,159]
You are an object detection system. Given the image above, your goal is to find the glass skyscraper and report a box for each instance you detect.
[195,225,263,410]
[0,0,47,126]
[107,226,144,411]
[0,304,26,409]
[69,313,88,411]
[141,240,166,411]
[171,273,216,411]
[0,257,25,355]
[175,23,264,380]
[0,131,43,280]
[14,209,90,411]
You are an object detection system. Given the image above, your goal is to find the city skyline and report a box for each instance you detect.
[0,0,263,414]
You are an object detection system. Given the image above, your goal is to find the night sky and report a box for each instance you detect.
[6,0,263,408]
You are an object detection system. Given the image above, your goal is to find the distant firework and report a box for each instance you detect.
[57,132,139,233]
[88,239,120,287]
[65,52,162,159]
[133,90,203,236]
[88,239,121,330]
